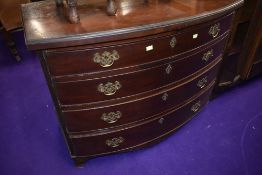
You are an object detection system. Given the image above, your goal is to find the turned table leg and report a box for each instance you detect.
[61,0,117,23]
[66,0,80,23]
[107,0,117,16]
[0,24,21,61]
[55,0,63,6]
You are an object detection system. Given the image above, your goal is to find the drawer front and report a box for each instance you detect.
[63,59,221,133]
[70,82,214,156]
[55,37,226,105]
[46,14,232,76]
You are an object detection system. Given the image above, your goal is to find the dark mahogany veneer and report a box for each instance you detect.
[21,0,243,166]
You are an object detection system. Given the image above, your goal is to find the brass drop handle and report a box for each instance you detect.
[170,37,177,48]
[101,111,122,124]
[209,23,220,38]
[191,101,201,112]
[106,137,124,148]
[93,50,120,67]
[202,49,214,62]
[197,77,208,89]
[97,81,121,96]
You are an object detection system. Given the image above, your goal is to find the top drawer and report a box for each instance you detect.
[45,14,233,76]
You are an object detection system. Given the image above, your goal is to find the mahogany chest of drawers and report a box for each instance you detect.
[21,0,243,166]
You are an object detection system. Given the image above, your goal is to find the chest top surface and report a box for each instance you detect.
[21,0,243,50]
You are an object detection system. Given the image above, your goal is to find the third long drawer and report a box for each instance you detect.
[62,57,221,133]
[69,79,215,157]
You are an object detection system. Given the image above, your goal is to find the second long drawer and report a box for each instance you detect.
[62,58,221,133]
[55,36,227,106]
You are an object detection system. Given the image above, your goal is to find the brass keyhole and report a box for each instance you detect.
[159,118,164,124]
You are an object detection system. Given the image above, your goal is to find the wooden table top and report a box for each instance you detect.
[0,0,30,30]
[21,0,243,50]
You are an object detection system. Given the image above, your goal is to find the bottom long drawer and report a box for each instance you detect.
[69,82,214,157]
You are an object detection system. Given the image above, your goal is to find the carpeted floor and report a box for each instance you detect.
[0,31,262,175]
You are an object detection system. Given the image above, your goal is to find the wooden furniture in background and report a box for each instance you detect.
[0,0,30,61]
[239,0,262,79]
[0,0,43,61]
[214,0,262,94]
[21,0,243,166]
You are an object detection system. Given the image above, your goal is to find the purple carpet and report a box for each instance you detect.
[0,31,262,175]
